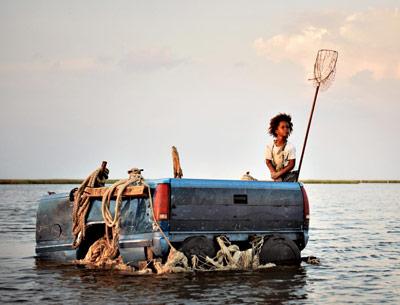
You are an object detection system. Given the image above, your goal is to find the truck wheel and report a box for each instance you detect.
[180,236,216,265]
[259,235,301,266]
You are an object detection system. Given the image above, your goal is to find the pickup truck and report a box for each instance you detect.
[36,178,310,266]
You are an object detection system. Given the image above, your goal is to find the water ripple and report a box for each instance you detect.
[0,184,399,304]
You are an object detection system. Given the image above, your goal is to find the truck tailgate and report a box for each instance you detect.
[169,179,304,232]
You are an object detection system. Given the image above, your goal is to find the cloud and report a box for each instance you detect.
[254,8,400,80]
[119,48,187,73]
[0,48,186,76]
[52,57,111,72]
[0,57,113,75]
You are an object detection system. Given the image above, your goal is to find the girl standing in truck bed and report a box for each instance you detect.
[265,113,298,182]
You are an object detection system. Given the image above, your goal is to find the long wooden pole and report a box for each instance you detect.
[297,85,320,181]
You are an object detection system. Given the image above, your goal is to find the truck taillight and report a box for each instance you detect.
[153,184,170,221]
[300,185,310,228]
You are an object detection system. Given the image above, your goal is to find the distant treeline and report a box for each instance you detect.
[0,179,119,185]
[0,179,399,185]
[300,180,400,184]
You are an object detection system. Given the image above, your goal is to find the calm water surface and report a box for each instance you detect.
[0,184,399,304]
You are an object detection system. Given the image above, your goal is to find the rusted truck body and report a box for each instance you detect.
[36,178,310,264]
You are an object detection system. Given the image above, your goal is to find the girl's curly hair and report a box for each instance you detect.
[268,113,293,137]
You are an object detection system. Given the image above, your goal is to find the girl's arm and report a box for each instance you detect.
[273,159,296,179]
[265,159,277,178]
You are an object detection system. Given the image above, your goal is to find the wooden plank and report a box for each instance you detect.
[84,185,148,198]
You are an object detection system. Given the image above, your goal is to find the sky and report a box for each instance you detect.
[0,1,399,180]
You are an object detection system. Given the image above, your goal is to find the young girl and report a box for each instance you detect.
[265,113,297,182]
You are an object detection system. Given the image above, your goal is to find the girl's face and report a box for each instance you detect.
[276,121,290,138]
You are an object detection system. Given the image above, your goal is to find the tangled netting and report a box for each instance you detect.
[309,49,338,91]
[192,236,277,271]
[153,236,277,274]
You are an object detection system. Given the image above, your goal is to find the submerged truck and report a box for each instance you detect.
[36,178,310,266]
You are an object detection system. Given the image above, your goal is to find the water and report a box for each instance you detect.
[0,184,399,304]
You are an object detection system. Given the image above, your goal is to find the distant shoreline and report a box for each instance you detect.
[0,179,399,185]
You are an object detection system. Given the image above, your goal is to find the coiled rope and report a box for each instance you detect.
[72,163,108,248]
[74,166,182,273]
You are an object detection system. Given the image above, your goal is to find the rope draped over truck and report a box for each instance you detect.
[72,162,109,248]
[82,168,147,266]
[72,164,185,272]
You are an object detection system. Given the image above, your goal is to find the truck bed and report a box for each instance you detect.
[169,179,304,232]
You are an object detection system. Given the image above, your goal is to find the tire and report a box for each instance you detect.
[180,236,216,265]
[259,235,301,266]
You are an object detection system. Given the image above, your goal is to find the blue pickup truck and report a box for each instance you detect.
[36,178,310,265]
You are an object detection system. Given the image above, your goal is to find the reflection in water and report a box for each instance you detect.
[34,259,308,304]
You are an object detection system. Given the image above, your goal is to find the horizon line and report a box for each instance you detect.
[0,179,399,185]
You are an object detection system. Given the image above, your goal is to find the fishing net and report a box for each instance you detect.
[309,49,338,91]
[154,236,275,274]
[297,49,339,180]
